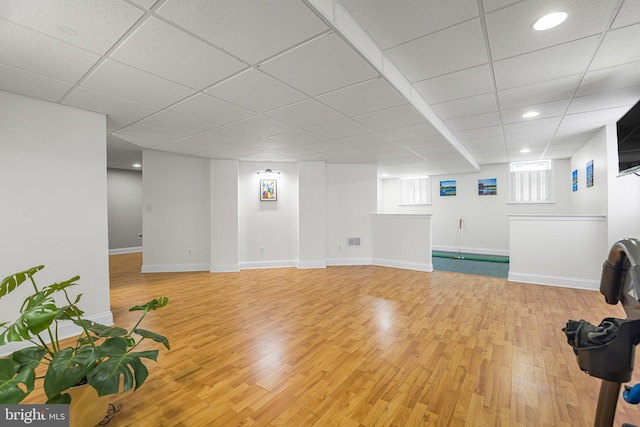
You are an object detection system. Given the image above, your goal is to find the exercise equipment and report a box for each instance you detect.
[563,238,640,427]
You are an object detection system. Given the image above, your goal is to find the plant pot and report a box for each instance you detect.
[66,384,109,427]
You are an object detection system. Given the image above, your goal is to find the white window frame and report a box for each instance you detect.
[508,160,554,204]
[399,176,431,205]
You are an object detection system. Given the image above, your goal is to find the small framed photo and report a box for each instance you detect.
[260,179,277,201]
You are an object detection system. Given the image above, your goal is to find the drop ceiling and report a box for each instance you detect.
[1,0,639,177]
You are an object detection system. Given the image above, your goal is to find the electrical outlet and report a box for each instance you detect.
[187,248,192,256]
[259,246,264,252]
[137,233,143,240]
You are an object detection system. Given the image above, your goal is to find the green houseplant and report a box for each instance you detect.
[0,265,169,406]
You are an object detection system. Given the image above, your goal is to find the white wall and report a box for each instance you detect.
[238,162,299,268]
[298,161,327,268]
[378,162,571,255]
[107,168,142,251]
[210,159,240,272]
[0,90,111,354]
[142,150,211,272]
[326,164,377,264]
[570,127,608,214]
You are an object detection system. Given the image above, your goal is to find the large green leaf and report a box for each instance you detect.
[129,297,169,312]
[133,328,170,350]
[44,347,95,399]
[11,346,47,369]
[87,338,158,396]
[42,276,80,297]
[0,292,58,345]
[74,319,127,338]
[0,266,44,299]
[0,358,36,404]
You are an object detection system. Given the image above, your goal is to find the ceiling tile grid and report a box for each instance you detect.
[1,0,640,177]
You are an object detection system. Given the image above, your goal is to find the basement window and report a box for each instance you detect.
[508,160,554,204]
[400,176,431,205]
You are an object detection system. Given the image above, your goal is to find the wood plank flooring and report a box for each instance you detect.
[23,253,640,426]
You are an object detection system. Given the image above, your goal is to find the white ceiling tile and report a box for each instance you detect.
[493,36,599,90]
[497,75,580,109]
[300,140,352,154]
[338,133,390,147]
[0,63,72,102]
[446,111,501,132]
[156,0,328,64]
[234,138,292,152]
[117,122,187,143]
[414,65,494,104]
[485,0,617,61]
[397,135,450,149]
[265,99,344,127]
[339,0,478,49]
[482,0,520,12]
[269,129,328,145]
[377,123,438,141]
[111,17,247,90]
[140,110,217,134]
[504,117,562,135]
[305,118,371,139]
[560,105,633,130]
[153,141,210,155]
[385,19,488,82]
[590,24,640,70]
[260,32,378,96]
[460,135,505,147]
[0,0,144,54]
[63,86,157,121]
[226,115,296,137]
[237,152,292,161]
[354,105,426,131]
[579,61,640,96]
[170,136,232,152]
[82,59,195,108]
[612,0,640,28]
[505,129,555,145]
[168,93,255,125]
[431,93,497,120]
[455,126,504,141]
[0,18,101,83]
[501,99,570,124]
[199,127,263,145]
[271,146,318,158]
[194,145,261,159]
[206,69,306,112]
[316,78,406,116]
[567,86,640,114]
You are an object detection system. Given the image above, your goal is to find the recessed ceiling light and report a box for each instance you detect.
[133,163,142,168]
[522,111,540,118]
[520,148,531,154]
[533,12,568,31]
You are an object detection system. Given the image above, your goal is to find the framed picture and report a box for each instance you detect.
[260,179,277,201]
[440,180,456,196]
[478,178,497,195]
[572,169,578,192]
[586,160,594,188]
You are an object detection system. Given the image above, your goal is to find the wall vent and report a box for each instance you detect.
[348,237,361,246]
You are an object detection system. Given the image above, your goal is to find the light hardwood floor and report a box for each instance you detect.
[24,253,640,426]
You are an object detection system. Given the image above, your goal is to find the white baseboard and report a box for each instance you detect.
[210,264,240,273]
[433,245,509,257]
[326,257,373,266]
[0,311,113,358]
[508,272,599,291]
[141,263,209,273]
[373,258,433,272]
[297,260,327,269]
[239,259,298,270]
[109,246,142,255]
